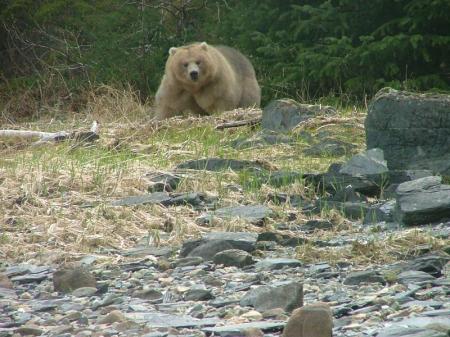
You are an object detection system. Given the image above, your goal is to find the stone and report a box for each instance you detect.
[343,270,386,285]
[144,171,181,192]
[301,220,334,232]
[176,158,266,172]
[15,325,44,336]
[98,310,127,324]
[53,266,96,293]
[203,321,285,336]
[240,281,303,312]
[407,253,450,277]
[397,270,436,285]
[124,312,219,328]
[180,232,258,258]
[262,99,336,133]
[394,176,450,225]
[339,148,388,177]
[365,88,450,174]
[213,249,255,268]
[376,327,447,337]
[72,286,97,297]
[254,258,302,271]
[112,191,216,209]
[282,303,333,337]
[184,287,214,301]
[198,205,273,225]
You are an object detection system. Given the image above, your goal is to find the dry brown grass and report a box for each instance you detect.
[2,85,430,268]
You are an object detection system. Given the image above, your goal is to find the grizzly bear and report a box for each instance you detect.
[155,42,261,120]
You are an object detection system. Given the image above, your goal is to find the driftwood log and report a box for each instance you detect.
[0,121,99,145]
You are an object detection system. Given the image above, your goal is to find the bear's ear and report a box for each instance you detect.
[169,47,177,56]
[200,42,208,50]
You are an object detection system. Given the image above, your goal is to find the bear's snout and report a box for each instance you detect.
[190,70,199,81]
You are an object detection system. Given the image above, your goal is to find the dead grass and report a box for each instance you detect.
[1,85,441,268]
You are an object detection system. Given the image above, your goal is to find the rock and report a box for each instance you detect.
[184,287,214,301]
[15,325,44,336]
[173,256,204,267]
[304,138,357,157]
[265,171,303,187]
[112,191,216,209]
[144,171,182,192]
[365,88,450,174]
[180,232,258,259]
[339,148,388,177]
[98,310,127,324]
[282,303,333,337]
[203,321,285,336]
[133,288,163,302]
[397,270,436,285]
[176,158,267,172]
[343,270,386,285]
[213,249,255,268]
[304,168,380,197]
[72,286,97,297]
[53,266,96,293]
[254,258,302,271]
[198,205,273,225]
[262,99,336,132]
[124,312,219,328]
[363,200,396,224]
[301,219,334,232]
[240,281,303,312]
[407,253,450,277]
[394,176,450,225]
[376,327,447,337]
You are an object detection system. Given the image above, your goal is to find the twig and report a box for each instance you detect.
[215,117,261,130]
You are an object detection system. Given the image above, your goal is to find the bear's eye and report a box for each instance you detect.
[196,60,201,65]
[183,63,188,68]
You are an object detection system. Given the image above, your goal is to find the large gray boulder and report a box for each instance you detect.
[262,99,335,133]
[365,88,450,173]
[394,176,450,225]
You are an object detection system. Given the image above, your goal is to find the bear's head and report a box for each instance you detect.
[167,42,217,89]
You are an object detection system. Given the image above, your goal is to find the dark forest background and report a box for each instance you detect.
[1,0,449,117]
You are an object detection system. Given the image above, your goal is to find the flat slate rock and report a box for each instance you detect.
[343,270,386,285]
[394,176,450,225]
[199,205,273,224]
[202,321,285,336]
[365,88,450,174]
[254,258,302,271]
[112,192,216,209]
[180,232,258,259]
[176,158,266,172]
[339,148,388,177]
[240,281,303,312]
[376,327,447,337]
[397,270,436,285]
[124,312,219,328]
[121,246,173,257]
[262,99,336,132]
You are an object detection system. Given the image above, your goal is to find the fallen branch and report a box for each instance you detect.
[0,121,99,145]
[215,117,261,130]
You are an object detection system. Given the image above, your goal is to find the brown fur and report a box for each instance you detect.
[155,42,261,120]
[282,303,333,337]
